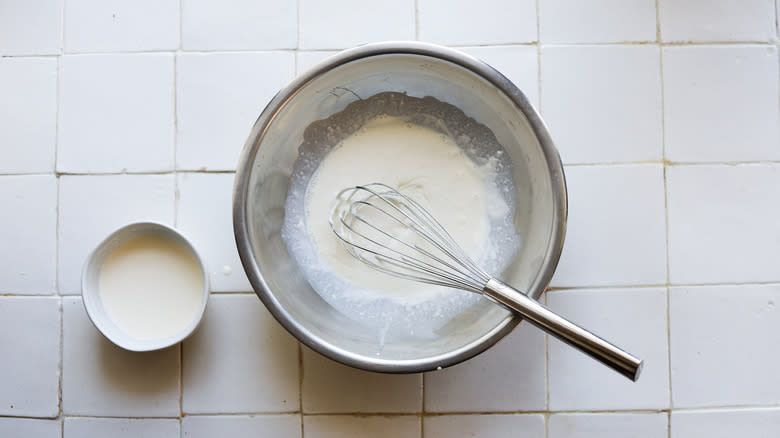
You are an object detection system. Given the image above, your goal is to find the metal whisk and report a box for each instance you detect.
[330,183,643,381]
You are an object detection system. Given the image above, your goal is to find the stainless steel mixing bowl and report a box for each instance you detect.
[233,41,567,373]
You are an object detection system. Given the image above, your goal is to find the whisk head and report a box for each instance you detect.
[329,183,491,294]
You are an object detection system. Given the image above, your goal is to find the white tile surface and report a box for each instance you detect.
[61,297,181,416]
[541,45,662,164]
[671,408,780,438]
[64,0,179,52]
[424,323,546,412]
[296,51,338,74]
[176,52,295,171]
[304,415,419,438]
[0,58,57,173]
[182,415,301,438]
[659,0,776,42]
[0,0,63,55]
[57,54,175,173]
[176,173,251,292]
[667,164,780,284]
[64,418,179,438]
[0,297,60,417]
[458,46,540,108]
[0,175,57,294]
[181,0,297,50]
[58,174,175,294]
[549,413,667,438]
[299,0,414,50]
[670,284,780,408]
[551,165,667,287]
[540,0,657,43]
[424,414,545,438]
[302,347,422,413]
[418,0,537,45]
[547,288,669,410]
[2,0,780,429]
[663,45,779,163]
[0,418,61,438]
[182,294,299,413]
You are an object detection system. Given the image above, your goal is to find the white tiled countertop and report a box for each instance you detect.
[1,1,779,437]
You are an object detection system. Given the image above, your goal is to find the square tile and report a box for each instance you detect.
[182,294,299,413]
[549,413,667,438]
[64,0,179,52]
[0,418,60,438]
[176,52,295,171]
[663,45,779,162]
[541,45,662,164]
[540,0,657,43]
[418,0,536,45]
[424,323,546,412]
[303,415,419,438]
[57,54,175,173]
[659,0,776,42]
[299,0,415,50]
[672,408,780,438]
[458,46,540,108]
[0,175,57,294]
[0,297,60,417]
[61,297,181,416]
[0,58,57,173]
[176,173,251,292]
[296,51,338,74]
[58,174,175,294]
[666,164,780,284]
[64,418,179,438]
[302,347,422,413]
[670,284,780,408]
[181,0,297,50]
[182,415,301,438]
[0,0,63,55]
[547,288,669,410]
[424,414,544,438]
[550,165,667,287]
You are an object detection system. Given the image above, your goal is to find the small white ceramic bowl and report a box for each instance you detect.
[82,222,209,351]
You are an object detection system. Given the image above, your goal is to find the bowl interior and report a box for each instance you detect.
[82,222,209,352]
[239,47,563,371]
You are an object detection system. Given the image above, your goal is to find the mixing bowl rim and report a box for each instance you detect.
[233,40,567,373]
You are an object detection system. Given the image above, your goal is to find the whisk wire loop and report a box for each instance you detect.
[329,183,491,293]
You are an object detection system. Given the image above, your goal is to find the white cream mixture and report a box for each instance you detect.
[282,115,519,338]
[306,116,499,303]
[99,234,204,340]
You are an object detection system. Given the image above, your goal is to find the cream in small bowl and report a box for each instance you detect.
[82,222,208,351]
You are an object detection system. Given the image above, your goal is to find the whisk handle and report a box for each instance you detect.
[483,279,643,382]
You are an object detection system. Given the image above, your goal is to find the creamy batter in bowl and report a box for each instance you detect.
[233,41,567,373]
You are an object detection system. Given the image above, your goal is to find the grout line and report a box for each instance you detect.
[657,0,675,414]
[420,370,426,438]
[173,54,180,229]
[5,160,779,178]
[536,0,543,117]
[544,412,549,438]
[59,0,66,56]
[414,0,420,41]
[3,404,780,422]
[296,0,301,50]
[537,5,549,431]
[17,279,779,300]
[298,341,304,429]
[5,41,780,60]
[54,24,64,425]
[57,296,64,431]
